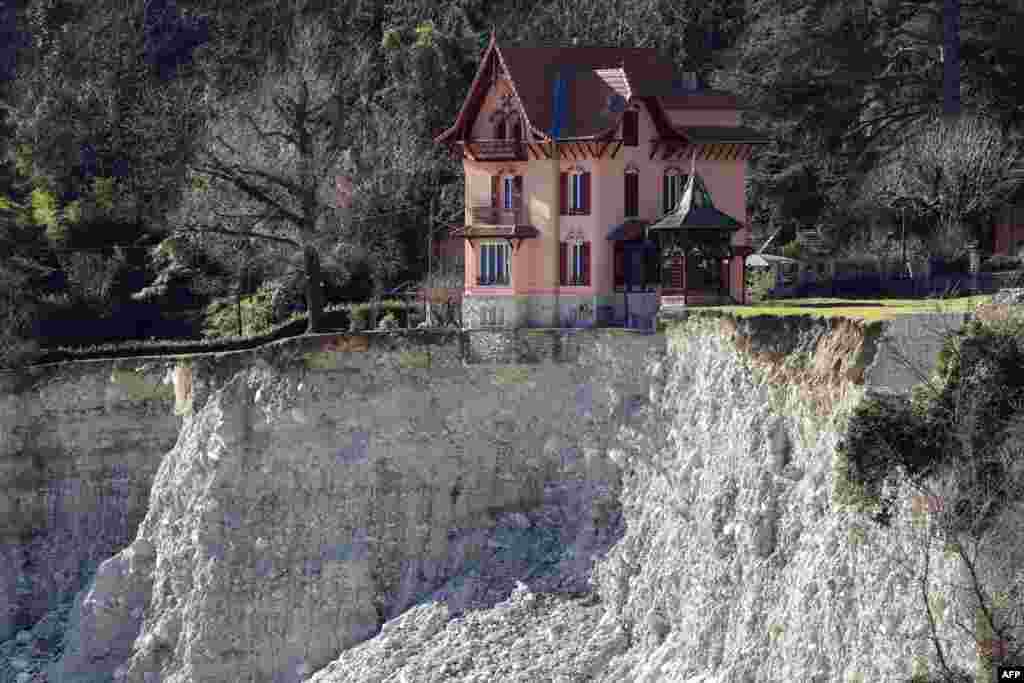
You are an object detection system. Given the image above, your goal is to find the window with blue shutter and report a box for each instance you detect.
[504,177,514,209]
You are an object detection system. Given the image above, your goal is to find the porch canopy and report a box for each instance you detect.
[606,218,656,245]
[448,223,540,253]
[646,170,744,298]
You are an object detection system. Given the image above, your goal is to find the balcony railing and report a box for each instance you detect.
[470,204,524,227]
[476,275,510,286]
[470,139,525,160]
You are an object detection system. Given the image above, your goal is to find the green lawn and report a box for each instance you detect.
[681,295,994,322]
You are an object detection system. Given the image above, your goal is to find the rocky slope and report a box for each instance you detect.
[3,314,1021,682]
[17,329,654,683]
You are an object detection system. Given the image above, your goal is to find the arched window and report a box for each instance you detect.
[560,166,590,216]
[663,167,687,213]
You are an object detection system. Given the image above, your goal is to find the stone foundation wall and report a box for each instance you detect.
[464,294,623,329]
[463,328,658,365]
[462,295,528,329]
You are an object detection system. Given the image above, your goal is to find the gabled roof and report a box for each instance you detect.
[435,37,758,145]
[434,33,545,145]
[648,167,743,233]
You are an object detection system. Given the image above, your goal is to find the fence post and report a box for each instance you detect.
[967,240,980,294]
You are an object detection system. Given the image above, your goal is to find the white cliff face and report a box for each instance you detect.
[45,331,659,683]
[297,316,1022,683]
[14,317,1023,683]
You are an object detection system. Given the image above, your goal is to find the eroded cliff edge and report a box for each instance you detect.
[3,312,1015,682]
[9,329,655,683]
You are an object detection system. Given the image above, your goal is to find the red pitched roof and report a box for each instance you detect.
[435,40,755,144]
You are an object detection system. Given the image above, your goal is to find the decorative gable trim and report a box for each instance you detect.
[491,41,550,143]
[434,34,500,145]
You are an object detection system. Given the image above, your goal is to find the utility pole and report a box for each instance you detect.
[427,196,437,327]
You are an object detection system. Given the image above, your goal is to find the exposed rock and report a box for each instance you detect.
[992,287,1024,305]
[36,331,655,682]
[5,316,1018,682]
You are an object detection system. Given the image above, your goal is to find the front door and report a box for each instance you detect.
[669,255,684,290]
[625,245,645,291]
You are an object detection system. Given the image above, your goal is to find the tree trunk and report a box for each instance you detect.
[304,245,323,333]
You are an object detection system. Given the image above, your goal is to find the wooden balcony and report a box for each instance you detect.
[468,138,526,161]
[469,204,524,227]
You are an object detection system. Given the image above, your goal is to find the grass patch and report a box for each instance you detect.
[303,351,348,370]
[493,366,531,385]
[110,367,175,402]
[397,350,431,369]
[684,295,992,322]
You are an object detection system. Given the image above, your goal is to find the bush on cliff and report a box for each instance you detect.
[837,313,1024,677]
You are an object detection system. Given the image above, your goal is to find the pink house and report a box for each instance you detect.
[434,34,769,328]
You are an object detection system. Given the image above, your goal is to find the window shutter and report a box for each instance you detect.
[614,244,624,287]
[560,173,568,216]
[625,173,638,218]
[513,175,523,201]
[559,242,568,285]
[663,174,672,213]
[582,241,591,285]
[582,172,591,215]
[491,175,499,208]
[623,111,638,147]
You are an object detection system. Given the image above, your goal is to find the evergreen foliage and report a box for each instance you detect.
[1,0,1023,362]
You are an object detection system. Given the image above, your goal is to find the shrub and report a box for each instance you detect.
[842,316,1024,529]
[378,311,398,330]
[836,393,940,522]
[781,240,804,261]
[348,303,370,331]
[745,268,775,303]
[201,283,277,339]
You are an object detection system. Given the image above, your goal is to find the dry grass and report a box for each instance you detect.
[683,295,993,322]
